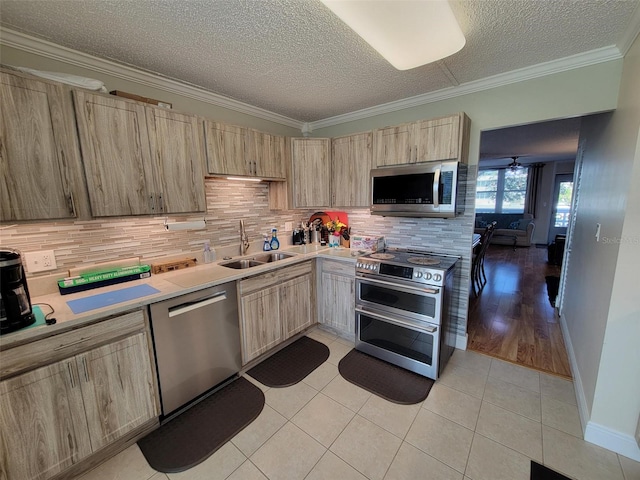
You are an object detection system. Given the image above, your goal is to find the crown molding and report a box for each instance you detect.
[0,28,304,130]
[1,27,627,133]
[309,46,623,130]
[617,2,640,56]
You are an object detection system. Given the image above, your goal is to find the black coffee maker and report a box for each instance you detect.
[1,248,36,334]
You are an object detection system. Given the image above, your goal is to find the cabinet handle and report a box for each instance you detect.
[158,193,164,212]
[82,357,89,382]
[67,362,76,388]
[54,337,90,351]
[67,192,76,216]
[150,195,156,212]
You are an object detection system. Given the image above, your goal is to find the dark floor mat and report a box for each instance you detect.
[247,336,329,387]
[338,349,434,405]
[138,377,264,473]
[531,460,572,480]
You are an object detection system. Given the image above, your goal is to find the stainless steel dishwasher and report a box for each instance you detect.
[149,281,241,417]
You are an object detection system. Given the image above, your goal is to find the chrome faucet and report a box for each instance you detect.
[240,219,250,255]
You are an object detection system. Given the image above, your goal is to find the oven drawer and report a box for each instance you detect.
[355,307,439,379]
[356,276,442,324]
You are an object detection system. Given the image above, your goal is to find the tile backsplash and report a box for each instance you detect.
[0,178,311,276]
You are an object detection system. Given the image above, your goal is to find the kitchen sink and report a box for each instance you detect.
[219,252,294,269]
[219,260,264,269]
[253,252,294,263]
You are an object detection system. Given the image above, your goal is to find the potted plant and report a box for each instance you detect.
[325,217,346,247]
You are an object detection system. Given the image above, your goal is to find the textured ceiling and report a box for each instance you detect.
[1,0,638,122]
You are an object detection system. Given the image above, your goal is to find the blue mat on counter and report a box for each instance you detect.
[67,284,160,314]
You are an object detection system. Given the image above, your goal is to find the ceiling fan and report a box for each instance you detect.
[507,156,523,171]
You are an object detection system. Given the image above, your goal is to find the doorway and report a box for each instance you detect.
[548,173,574,244]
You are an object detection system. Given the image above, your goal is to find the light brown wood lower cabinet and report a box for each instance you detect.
[280,274,313,338]
[239,262,315,364]
[240,284,283,363]
[0,331,157,480]
[319,260,356,336]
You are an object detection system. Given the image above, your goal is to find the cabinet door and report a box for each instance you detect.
[74,91,155,216]
[414,115,460,163]
[291,138,331,208]
[332,132,372,207]
[146,108,206,213]
[0,360,91,480]
[321,272,355,334]
[240,285,282,363]
[373,124,412,167]
[256,133,286,179]
[0,72,78,220]
[280,273,313,339]
[204,121,249,176]
[76,332,157,451]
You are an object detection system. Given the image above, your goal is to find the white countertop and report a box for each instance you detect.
[1,245,358,349]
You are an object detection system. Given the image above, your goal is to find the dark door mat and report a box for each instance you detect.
[247,336,330,387]
[338,349,434,405]
[138,377,264,473]
[531,460,572,479]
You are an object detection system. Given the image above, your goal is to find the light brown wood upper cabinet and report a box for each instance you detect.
[146,108,206,213]
[331,132,373,207]
[291,137,331,208]
[373,123,413,167]
[74,90,206,216]
[0,70,86,221]
[204,121,286,179]
[373,113,470,167]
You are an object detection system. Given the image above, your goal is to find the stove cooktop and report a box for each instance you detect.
[356,248,459,286]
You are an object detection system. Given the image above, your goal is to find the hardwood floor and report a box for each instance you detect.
[467,244,572,379]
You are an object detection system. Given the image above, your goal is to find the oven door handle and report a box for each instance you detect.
[356,307,438,334]
[356,276,439,295]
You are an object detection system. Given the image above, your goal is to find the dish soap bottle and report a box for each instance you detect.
[203,240,216,263]
[263,234,272,251]
[270,228,280,250]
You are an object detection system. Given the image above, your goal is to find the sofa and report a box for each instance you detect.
[474,213,535,247]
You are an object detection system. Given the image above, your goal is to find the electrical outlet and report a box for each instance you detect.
[284,221,293,232]
[24,250,57,273]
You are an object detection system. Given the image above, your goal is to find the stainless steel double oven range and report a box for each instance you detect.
[355,248,459,380]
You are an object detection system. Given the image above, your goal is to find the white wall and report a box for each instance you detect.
[563,33,640,460]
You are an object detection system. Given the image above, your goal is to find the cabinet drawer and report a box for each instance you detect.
[321,259,356,277]
[240,261,312,295]
[0,310,146,380]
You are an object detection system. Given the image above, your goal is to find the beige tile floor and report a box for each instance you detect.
[80,327,640,480]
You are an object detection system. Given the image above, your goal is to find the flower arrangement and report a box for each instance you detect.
[325,217,346,235]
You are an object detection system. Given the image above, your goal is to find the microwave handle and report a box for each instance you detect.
[433,168,440,208]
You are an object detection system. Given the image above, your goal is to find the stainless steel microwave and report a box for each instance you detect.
[370,161,467,218]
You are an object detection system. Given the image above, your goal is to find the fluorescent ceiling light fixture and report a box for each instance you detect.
[226,176,262,182]
[320,0,465,70]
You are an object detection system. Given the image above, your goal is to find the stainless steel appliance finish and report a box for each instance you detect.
[0,248,36,335]
[355,248,458,379]
[149,281,241,417]
[370,160,467,218]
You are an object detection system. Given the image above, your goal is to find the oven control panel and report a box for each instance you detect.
[356,260,446,286]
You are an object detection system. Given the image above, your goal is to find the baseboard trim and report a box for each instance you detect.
[558,312,589,434]
[585,421,640,461]
[559,313,640,461]
[455,333,468,350]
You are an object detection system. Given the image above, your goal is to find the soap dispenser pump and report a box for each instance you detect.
[270,228,280,250]
[263,234,272,251]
